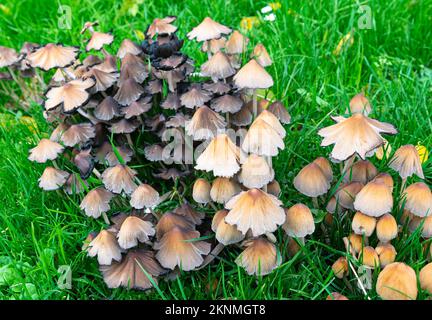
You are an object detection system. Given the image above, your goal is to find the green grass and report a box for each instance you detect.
[0,0,431,300]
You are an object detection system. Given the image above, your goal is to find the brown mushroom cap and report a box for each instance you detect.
[352,211,377,237]
[318,114,397,161]
[421,216,432,239]
[282,203,315,238]
[180,85,212,109]
[233,59,274,89]
[102,164,137,194]
[403,182,432,218]
[242,118,284,157]
[326,292,349,300]
[0,46,21,67]
[109,118,139,134]
[210,177,241,204]
[201,37,226,54]
[231,105,253,126]
[344,160,378,184]
[293,162,331,197]
[235,237,281,276]
[238,154,274,189]
[154,227,211,271]
[87,230,122,265]
[332,257,348,279]
[376,262,418,300]
[94,96,120,121]
[187,17,232,42]
[346,233,364,254]
[113,78,144,106]
[419,262,432,294]
[225,30,249,54]
[27,44,78,70]
[348,93,372,115]
[86,31,114,51]
[376,243,397,268]
[252,43,272,67]
[117,216,155,249]
[28,138,64,163]
[201,51,236,80]
[255,110,286,138]
[38,167,69,191]
[100,248,165,290]
[192,178,212,204]
[335,182,364,210]
[147,16,178,38]
[268,100,291,125]
[373,172,394,191]
[80,187,113,218]
[117,39,142,59]
[173,203,205,226]
[266,179,281,197]
[210,94,243,114]
[358,246,379,268]
[225,189,285,236]
[211,210,245,245]
[376,213,398,242]
[85,67,119,93]
[61,123,96,147]
[144,144,164,162]
[156,212,195,239]
[185,105,226,141]
[44,79,95,112]
[130,184,160,209]
[203,81,231,95]
[353,180,393,217]
[389,144,424,179]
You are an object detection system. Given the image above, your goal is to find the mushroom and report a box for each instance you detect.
[331,257,348,279]
[358,246,379,269]
[87,230,122,265]
[130,184,160,209]
[201,38,226,55]
[154,227,211,271]
[268,100,291,125]
[117,216,155,249]
[113,78,144,106]
[61,123,96,147]
[353,180,393,217]
[27,44,78,70]
[210,177,241,204]
[146,16,178,38]
[343,160,378,184]
[403,182,432,218]
[373,172,394,191]
[419,262,432,294]
[94,96,120,121]
[0,46,21,67]
[28,139,64,163]
[117,39,142,59]
[192,178,212,204]
[389,145,425,189]
[123,97,152,119]
[80,187,113,219]
[293,162,331,207]
[326,292,349,300]
[173,203,205,226]
[105,146,133,166]
[317,114,397,161]
[100,248,165,290]
[266,179,281,197]
[211,210,244,245]
[109,118,139,134]
[225,30,249,55]
[38,167,69,191]
[101,164,137,194]
[180,84,212,109]
[185,105,226,141]
[238,154,274,189]
[203,81,231,95]
[282,203,315,244]
[376,243,397,267]
[376,214,398,243]
[210,94,243,114]
[73,147,95,179]
[235,237,281,276]
[312,157,333,182]
[376,262,418,300]
[347,93,372,116]
[156,212,194,240]
[335,182,364,210]
[251,43,272,67]
[351,211,376,237]
[161,93,181,110]
[242,118,284,157]
[86,31,114,51]
[84,67,119,93]
[225,188,285,236]
[201,51,236,81]
[255,110,286,138]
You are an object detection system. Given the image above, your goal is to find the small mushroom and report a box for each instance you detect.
[101,164,137,194]
[185,105,226,140]
[282,203,315,242]
[351,211,376,237]
[211,210,244,245]
[117,216,155,249]
[38,167,69,191]
[332,257,348,279]
[376,214,398,243]
[28,139,64,163]
[192,178,212,204]
[210,177,241,204]
[130,184,160,209]
[353,180,393,217]
[80,187,113,219]
[238,154,274,189]
[403,182,432,218]
[242,118,284,157]
[376,243,397,267]
[376,262,418,300]
[347,93,372,115]
[419,262,432,294]
[251,43,272,67]
[87,230,122,265]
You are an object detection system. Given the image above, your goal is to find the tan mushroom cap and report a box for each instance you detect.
[389,144,424,179]
[211,94,243,114]
[87,230,122,265]
[102,164,137,194]
[335,182,364,210]
[344,160,378,184]
[282,203,315,238]
[211,210,245,245]
[117,39,142,59]
[113,78,144,106]
[187,17,232,42]
[358,246,379,268]
[173,203,205,225]
[235,237,281,276]
[376,262,418,300]
[61,123,96,148]
[180,85,212,109]
[312,157,333,182]
[0,46,21,67]
[231,104,253,126]
[332,257,348,279]
[84,67,119,93]
[353,180,393,217]
[255,110,286,138]
[403,182,432,218]
[80,187,113,218]
[130,184,160,209]
[117,216,155,249]
[376,214,398,242]
[420,262,432,294]
[94,96,120,121]
[86,31,114,51]
[326,196,344,215]
[376,243,397,268]
[100,248,165,290]
[421,216,432,239]
[225,189,285,236]
[155,212,194,240]
[201,51,236,80]
[373,172,394,191]
[38,167,69,191]
[192,178,212,204]
[147,16,178,38]
[233,59,274,89]
[346,233,364,254]
[201,37,226,54]
[318,114,397,161]
[238,154,274,189]
[44,78,95,112]
[27,44,78,70]
[348,93,372,116]
[28,139,64,163]
[267,179,281,197]
[225,30,249,54]
[195,134,241,177]
[326,292,349,300]
[352,211,376,237]
[185,105,226,141]
[293,162,331,197]
[252,43,272,67]
[210,177,241,204]
[242,118,284,157]
[154,227,211,271]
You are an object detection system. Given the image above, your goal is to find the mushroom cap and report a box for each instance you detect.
[389,144,424,179]
[180,85,212,109]
[106,146,133,166]
[332,257,348,279]
[282,203,315,238]
[201,51,236,80]
[344,160,378,184]
[318,114,397,161]
[88,230,122,265]
[192,178,212,204]
[156,212,195,239]
[373,172,394,191]
[117,39,142,59]
[376,243,397,268]
[312,157,333,182]
[358,246,379,268]
[235,237,281,276]
[0,46,21,67]
[348,93,372,116]
[100,248,165,290]
[195,134,241,177]
[376,214,398,242]
[421,216,432,239]
[238,154,274,189]
[233,59,274,89]
[231,105,253,127]
[28,139,64,163]
[161,93,181,110]
[117,216,155,249]
[144,144,164,162]
[293,162,331,197]
[266,179,281,197]
[346,233,364,254]
[80,187,113,218]
[203,81,231,95]
[113,78,144,106]
[185,105,226,141]
[268,100,291,125]
[335,182,364,210]
[38,167,69,191]
[201,37,226,54]
[242,118,284,157]
[64,173,88,195]
[102,164,137,194]
[376,262,418,300]
[94,96,120,121]
[403,182,432,217]
[147,16,178,38]
[130,184,160,209]
[27,44,78,70]
[154,227,211,271]
[255,110,286,138]
[252,43,272,67]
[420,262,432,294]
[326,292,349,300]
[44,79,95,112]
[86,31,114,51]
[173,203,205,225]
[225,30,249,54]
[351,211,377,237]
[353,180,393,217]
[187,17,232,42]
[225,189,285,236]
[85,67,119,93]
[210,177,241,204]
[211,210,245,245]
[210,94,243,114]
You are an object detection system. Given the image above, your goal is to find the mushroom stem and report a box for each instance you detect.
[208,201,218,211]
[77,108,98,124]
[400,178,407,193]
[312,197,319,209]
[252,89,258,118]
[343,275,354,292]
[225,112,230,127]
[297,237,305,246]
[206,42,212,59]
[265,232,277,243]
[126,134,134,149]
[101,212,110,225]
[92,168,102,179]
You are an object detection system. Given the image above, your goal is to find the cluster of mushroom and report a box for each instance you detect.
[301,93,431,300]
